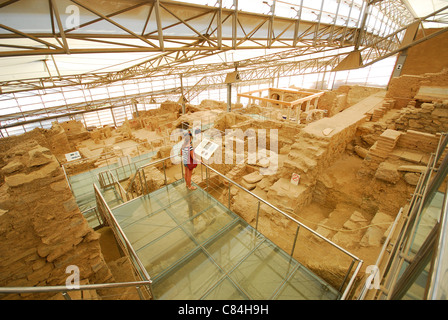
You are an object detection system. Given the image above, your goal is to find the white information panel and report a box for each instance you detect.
[65,151,82,162]
[195,139,219,160]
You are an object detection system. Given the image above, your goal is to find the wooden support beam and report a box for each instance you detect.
[154,0,164,51]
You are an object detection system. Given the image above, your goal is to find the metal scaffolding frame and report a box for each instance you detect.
[0,0,386,56]
[0,0,447,134]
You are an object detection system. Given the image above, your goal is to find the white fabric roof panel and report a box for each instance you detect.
[0,0,444,86]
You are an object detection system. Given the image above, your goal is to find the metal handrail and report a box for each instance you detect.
[201,162,361,261]
[375,133,448,300]
[376,151,438,299]
[356,207,404,300]
[93,184,153,298]
[0,280,152,300]
[105,169,127,202]
[125,154,180,200]
[200,162,363,298]
[427,183,448,299]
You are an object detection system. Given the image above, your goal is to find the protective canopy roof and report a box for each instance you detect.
[0,0,446,86]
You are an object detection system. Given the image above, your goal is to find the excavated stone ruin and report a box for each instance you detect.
[1,69,448,298]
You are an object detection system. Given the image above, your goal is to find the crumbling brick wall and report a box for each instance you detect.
[387,69,448,108]
[0,140,114,300]
[394,101,448,134]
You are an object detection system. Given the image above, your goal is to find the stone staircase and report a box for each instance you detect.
[365,129,402,170]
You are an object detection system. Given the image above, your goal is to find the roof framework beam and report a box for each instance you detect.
[0,0,396,57]
[1,0,445,96]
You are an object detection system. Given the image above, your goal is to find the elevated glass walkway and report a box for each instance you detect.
[66,150,157,212]
[84,152,362,300]
[109,179,340,300]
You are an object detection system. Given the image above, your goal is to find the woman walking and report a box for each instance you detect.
[182,131,200,190]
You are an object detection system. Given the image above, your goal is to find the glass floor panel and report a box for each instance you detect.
[67,150,156,212]
[111,179,340,300]
[152,249,224,300]
[274,265,339,300]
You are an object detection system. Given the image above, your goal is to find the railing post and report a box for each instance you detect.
[108,171,112,187]
[339,259,356,293]
[206,165,209,192]
[341,260,363,300]
[137,170,144,195]
[163,161,167,185]
[255,201,261,230]
[228,183,231,209]
[141,168,150,195]
[136,286,144,300]
[290,224,300,256]
[62,291,72,300]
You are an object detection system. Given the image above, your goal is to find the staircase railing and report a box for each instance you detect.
[124,155,182,201]
[356,132,448,300]
[98,169,128,203]
[93,184,154,299]
[199,161,363,299]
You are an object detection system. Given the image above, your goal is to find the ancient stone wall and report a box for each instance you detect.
[336,85,385,108]
[0,140,114,299]
[273,116,364,214]
[394,101,448,134]
[317,90,347,116]
[358,128,440,193]
[316,85,385,117]
[212,112,252,133]
[268,88,305,104]
[0,125,73,164]
[396,130,440,154]
[59,120,90,144]
[387,69,448,108]
[199,100,227,110]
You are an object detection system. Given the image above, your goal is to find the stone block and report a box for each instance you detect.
[241,180,256,191]
[360,226,384,247]
[354,145,368,159]
[399,150,423,164]
[375,162,400,184]
[242,171,263,184]
[1,160,24,175]
[26,263,53,285]
[267,178,310,212]
[432,108,448,118]
[314,224,333,242]
[28,149,53,167]
[408,119,424,129]
[4,161,61,188]
[360,211,394,247]
[404,172,421,186]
